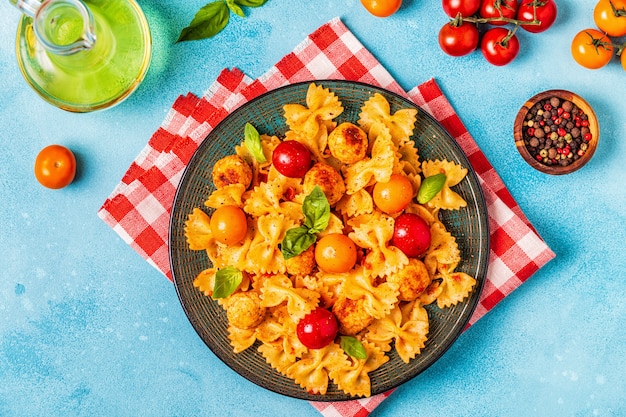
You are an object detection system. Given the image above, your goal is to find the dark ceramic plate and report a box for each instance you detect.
[169,80,489,401]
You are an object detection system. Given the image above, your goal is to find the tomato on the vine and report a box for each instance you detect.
[594,0,626,37]
[442,0,481,17]
[315,233,358,273]
[481,27,520,65]
[438,21,480,57]
[479,0,519,25]
[34,144,76,189]
[621,51,626,71]
[571,29,614,69]
[210,205,248,245]
[517,0,557,33]
[360,0,402,17]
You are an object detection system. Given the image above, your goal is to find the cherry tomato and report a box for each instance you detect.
[391,213,431,258]
[621,51,626,71]
[315,233,358,273]
[372,174,413,214]
[480,27,520,66]
[210,205,248,245]
[479,0,518,25]
[360,0,402,17]
[571,29,614,70]
[272,140,311,178]
[296,308,339,349]
[34,144,76,189]
[438,21,480,57]
[517,0,557,33]
[594,0,626,37]
[442,0,481,18]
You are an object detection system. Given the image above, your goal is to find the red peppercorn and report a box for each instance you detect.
[584,132,592,141]
[527,127,535,136]
[562,112,571,119]
[557,128,567,137]
[581,120,589,127]
[557,107,564,116]
[535,154,543,161]
[544,103,553,111]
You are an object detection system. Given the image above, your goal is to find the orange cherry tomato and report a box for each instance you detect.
[210,205,248,245]
[571,29,614,69]
[360,0,402,17]
[621,50,626,70]
[315,233,357,273]
[594,0,626,37]
[372,174,414,214]
[34,144,76,189]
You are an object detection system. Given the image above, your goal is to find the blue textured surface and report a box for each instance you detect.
[1,1,625,416]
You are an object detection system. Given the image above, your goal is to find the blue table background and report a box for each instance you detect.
[1,1,625,416]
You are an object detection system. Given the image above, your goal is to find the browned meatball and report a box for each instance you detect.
[303,162,346,206]
[387,259,431,302]
[226,291,266,329]
[285,245,316,276]
[328,122,368,164]
[212,155,253,189]
[332,295,374,335]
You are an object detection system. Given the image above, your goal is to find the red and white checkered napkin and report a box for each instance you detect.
[98,17,555,417]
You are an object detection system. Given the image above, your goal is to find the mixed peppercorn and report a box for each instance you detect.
[522,96,592,167]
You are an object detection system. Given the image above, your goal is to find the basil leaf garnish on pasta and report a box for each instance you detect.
[212,266,243,299]
[303,186,330,233]
[417,173,447,204]
[244,123,267,163]
[281,226,316,260]
[340,336,367,360]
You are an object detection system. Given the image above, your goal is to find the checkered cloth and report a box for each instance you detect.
[98,17,555,417]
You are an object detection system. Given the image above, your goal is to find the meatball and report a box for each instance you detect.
[226,291,266,329]
[387,259,431,302]
[328,122,368,164]
[285,245,316,276]
[212,155,253,189]
[332,295,374,335]
[303,162,346,206]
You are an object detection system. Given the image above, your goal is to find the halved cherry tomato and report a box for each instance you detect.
[372,174,414,214]
[571,29,614,69]
[517,0,557,33]
[438,21,480,57]
[210,205,248,245]
[442,0,481,18]
[315,233,357,273]
[34,144,76,189]
[360,0,402,17]
[594,0,626,37]
[480,27,520,66]
[479,0,519,25]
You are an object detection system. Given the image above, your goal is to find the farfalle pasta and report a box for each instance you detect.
[184,83,476,397]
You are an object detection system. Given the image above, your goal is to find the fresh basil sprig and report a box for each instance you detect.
[340,336,367,360]
[177,0,269,43]
[417,173,447,204]
[212,266,243,299]
[244,123,267,163]
[281,186,330,260]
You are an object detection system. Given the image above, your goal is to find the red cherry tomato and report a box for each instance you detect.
[438,21,480,57]
[479,0,518,25]
[272,140,311,178]
[34,144,76,189]
[516,0,557,33]
[391,213,431,258]
[480,27,520,66]
[360,0,402,17]
[571,29,614,70]
[442,0,481,17]
[296,308,339,349]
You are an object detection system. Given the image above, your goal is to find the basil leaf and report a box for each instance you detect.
[340,336,367,360]
[226,0,245,17]
[302,186,330,233]
[244,123,267,163]
[417,173,447,204]
[212,266,243,299]
[177,1,230,43]
[235,0,269,6]
[281,226,317,260]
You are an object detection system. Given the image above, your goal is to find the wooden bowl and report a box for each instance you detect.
[514,89,599,175]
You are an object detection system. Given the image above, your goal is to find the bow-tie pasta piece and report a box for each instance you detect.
[286,342,351,395]
[435,264,477,308]
[283,83,344,138]
[184,208,214,250]
[421,159,468,210]
[424,221,461,276]
[204,183,247,209]
[260,274,320,321]
[335,188,374,218]
[358,93,417,145]
[245,214,294,274]
[329,340,389,398]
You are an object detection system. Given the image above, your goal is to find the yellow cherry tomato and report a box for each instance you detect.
[622,50,626,71]
[594,0,626,38]
[315,234,357,273]
[210,205,248,245]
[372,174,414,214]
[34,144,76,189]
[360,0,402,17]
